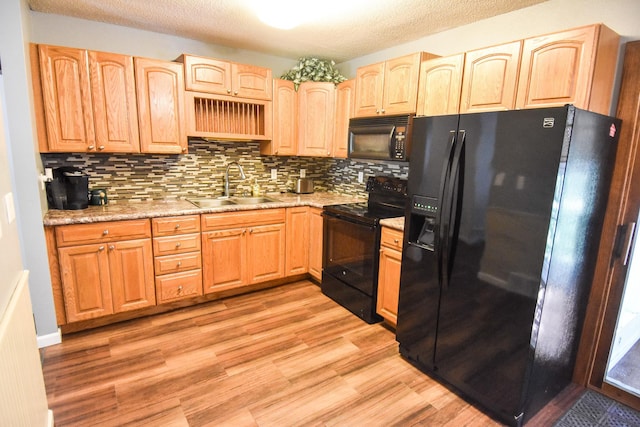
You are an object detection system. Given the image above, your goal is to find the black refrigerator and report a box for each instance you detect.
[396,106,620,426]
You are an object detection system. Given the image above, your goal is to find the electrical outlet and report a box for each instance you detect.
[358,172,364,183]
[300,169,306,178]
[271,169,278,180]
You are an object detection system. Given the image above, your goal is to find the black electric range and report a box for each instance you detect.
[321,176,407,323]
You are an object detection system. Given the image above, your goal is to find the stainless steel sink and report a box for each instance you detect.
[187,196,281,208]
[231,196,281,204]
[188,198,236,208]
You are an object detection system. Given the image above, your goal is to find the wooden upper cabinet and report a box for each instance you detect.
[333,79,355,158]
[135,57,187,154]
[459,41,522,113]
[262,79,297,156]
[354,61,385,117]
[417,53,464,116]
[298,82,335,157]
[37,45,95,152]
[354,52,437,117]
[88,51,140,153]
[515,24,620,114]
[179,54,272,100]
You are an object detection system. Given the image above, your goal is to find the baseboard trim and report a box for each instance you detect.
[37,328,61,348]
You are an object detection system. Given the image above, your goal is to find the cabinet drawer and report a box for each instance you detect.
[152,215,200,236]
[153,233,201,255]
[380,227,404,251]
[154,252,202,275]
[201,208,285,231]
[156,270,203,303]
[56,219,151,247]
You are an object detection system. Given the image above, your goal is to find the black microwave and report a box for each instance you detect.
[348,114,413,161]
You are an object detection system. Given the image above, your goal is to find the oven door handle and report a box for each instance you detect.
[322,211,376,231]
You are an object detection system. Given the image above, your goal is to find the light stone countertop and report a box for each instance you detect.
[43,192,364,226]
[379,216,405,231]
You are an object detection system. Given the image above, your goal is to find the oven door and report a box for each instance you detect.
[322,212,378,296]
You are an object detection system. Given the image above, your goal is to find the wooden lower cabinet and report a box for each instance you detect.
[376,226,404,326]
[152,215,203,303]
[56,219,155,323]
[201,209,286,294]
[285,207,310,276]
[308,207,324,281]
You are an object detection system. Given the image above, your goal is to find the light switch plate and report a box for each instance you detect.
[4,192,15,224]
[300,169,306,178]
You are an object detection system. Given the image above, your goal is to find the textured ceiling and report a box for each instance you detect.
[28,0,547,62]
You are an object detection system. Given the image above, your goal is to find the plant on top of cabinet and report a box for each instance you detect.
[354,52,438,117]
[280,57,347,90]
[34,44,140,153]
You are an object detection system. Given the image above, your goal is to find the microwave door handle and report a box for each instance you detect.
[388,125,396,158]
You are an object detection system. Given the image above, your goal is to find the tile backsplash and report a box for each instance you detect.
[41,140,409,202]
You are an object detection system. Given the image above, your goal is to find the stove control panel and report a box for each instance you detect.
[366,176,408,195]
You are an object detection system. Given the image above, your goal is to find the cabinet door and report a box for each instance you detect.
[135,58,187,154]
[265,79,297,156]
[459,41,522,113]
[89,51,140,153]
[247,223,285,284]
[38,45,95,152]
[285,207,309,276]
[202,228,247,293]
[108,239,156,313]
[354,62,385,117]
[377,246,402,326]
[417,54,464,116]
[382,53,423,115]
[333,79,355,158]
[515,25,617,113]
[298,82,335,157]
[232,63,273,100]
[308,208,324,281]
[59,243,113,322]
[182,55,232,95]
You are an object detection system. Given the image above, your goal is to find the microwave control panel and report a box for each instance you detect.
[392,126,407,159]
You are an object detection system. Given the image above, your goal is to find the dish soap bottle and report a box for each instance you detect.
[251,179,261,197]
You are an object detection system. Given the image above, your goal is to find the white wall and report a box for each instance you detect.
[29,12,298,77]
[0,0,59,342]
[339,0,640,77]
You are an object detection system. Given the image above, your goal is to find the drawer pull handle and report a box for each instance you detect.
[394,239,399,244]
[175,224,180,229]
[177,285,183,294]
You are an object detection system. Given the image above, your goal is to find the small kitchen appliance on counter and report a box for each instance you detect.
[294,178,314,194]
[46,166,90,210]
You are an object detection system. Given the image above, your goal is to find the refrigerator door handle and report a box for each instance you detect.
[437,130,458,288]
[441,130,466,290]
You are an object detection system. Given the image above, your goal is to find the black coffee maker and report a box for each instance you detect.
[46,167,90,210]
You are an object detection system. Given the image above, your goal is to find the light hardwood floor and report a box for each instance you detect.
[41,280,567,426]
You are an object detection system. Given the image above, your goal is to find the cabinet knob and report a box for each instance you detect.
[242,229,246,235]
[327,151,330,156]
[177,261,182,267]
[103,230,109,235]
[99,246,105,251]
[98,145,105,151]
[108,245,115,250]
[175,224,181,229]
[380,109,385,114]
[275,150,278,155]
[394,239,399,244]
[177,285,183,294]
[175,242,182,248]
[249,228,253,234]
[234,90,238,95]
[182,147,187,153]
[227,89,232,94]
[88,145,95,150]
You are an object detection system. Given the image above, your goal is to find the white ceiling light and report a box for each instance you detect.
[250,0,368,30]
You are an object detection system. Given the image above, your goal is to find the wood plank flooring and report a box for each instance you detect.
[42,280,561,426]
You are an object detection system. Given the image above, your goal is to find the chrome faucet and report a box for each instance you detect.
[224,161,247,197]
